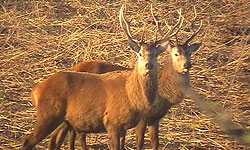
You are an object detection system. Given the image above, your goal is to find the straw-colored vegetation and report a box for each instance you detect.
[0,0,249,149]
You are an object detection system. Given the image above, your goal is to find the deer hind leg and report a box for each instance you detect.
[49,121,71,150]
[22,113,64,150]
[135,118,147,150]
[148,120,160,150]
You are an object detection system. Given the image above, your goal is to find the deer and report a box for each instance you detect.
[47,6,203,150]
[22,5,177,150]
[132,7,203,150]
[50,5,250,149]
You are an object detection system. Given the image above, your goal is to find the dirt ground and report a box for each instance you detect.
[0,0,249,149]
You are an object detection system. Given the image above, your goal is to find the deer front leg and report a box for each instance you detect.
[107,126,120,150]
[135,118,147,150]
[120,130,126,150]
[79,133,87,150]
[68,129,76,150]
[148,120,160,150]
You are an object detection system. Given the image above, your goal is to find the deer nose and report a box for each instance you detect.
[184,62,192,69]
[145,63,153,70]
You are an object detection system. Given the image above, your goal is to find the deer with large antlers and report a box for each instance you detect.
[133,6,202,150]
[21,5,176,150]
[48,6,203,150]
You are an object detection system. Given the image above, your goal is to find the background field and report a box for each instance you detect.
[0,0,249,149]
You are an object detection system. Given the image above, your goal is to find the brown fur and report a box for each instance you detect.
[24,5,179,150]
[22,40,170,150]
[48,42,202,150]
[72,60,128,73]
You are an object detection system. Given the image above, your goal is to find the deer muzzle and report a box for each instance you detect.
[145,63,153,70]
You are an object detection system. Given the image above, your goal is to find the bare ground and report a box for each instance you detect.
[0,0,249,149]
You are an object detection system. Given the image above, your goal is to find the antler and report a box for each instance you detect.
[119,5,133,41]
[183,6,203,46]
[165,9,184,38]
[151,6,184,42]
[119,5,140,52]
[150,5,163,40]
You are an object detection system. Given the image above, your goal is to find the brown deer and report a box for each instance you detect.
[51,6,250,149]
[48,6,203,150]
[22,5,175,150]
[133,7,202,150]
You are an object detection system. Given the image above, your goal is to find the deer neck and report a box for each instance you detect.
[126,63,158,111]
[157,56,191,106]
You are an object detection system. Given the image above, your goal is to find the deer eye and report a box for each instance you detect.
[175,54,179,57]
[139,53,142,57]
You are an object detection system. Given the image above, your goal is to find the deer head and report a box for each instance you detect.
[151,6,202,74]
[119,5,175,76]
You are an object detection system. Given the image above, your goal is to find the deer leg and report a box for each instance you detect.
[120,130,126,150]
[79,133,88,150]
[49,121,70,150]
[135,118,147,150]
[55,122,70,150]
[49,123,62,150]
[22,114,63,150]
[107,126,120,150]
[55,122,71,150]
[50,122,77,150]
[148,120,160,150]
[68,128,76,150]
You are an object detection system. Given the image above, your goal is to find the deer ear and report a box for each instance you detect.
[155,44,169,56]
[155,40,172,56]
[128,40,140,53]
[187,43,202,53]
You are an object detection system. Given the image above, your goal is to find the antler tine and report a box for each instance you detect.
[140,22,146,42]
[164,20,172,31]
[184,20,202,46]
[184,6,202,46]
[119,5,140,52]
[162,8,184,40]
[169,9,184,38]
[150,4,164,39]
[191,5,198,24]
[119,5,133,42]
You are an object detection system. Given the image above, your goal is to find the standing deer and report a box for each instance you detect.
[48,6,203,150]
[133,6,202,150]
[22,5,174,150]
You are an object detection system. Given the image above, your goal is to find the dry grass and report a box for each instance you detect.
[0,0,249,149]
